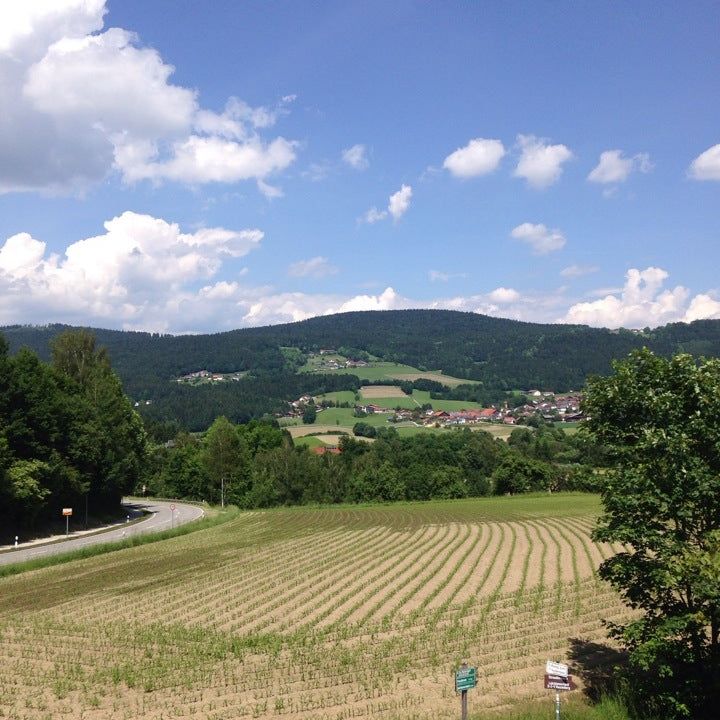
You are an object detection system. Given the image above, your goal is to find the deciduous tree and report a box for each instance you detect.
[585,349,720,718]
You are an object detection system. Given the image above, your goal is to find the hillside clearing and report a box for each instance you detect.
[359,385,407,399]
[390,371,476,388]
[0,494,631,719]
[286,424,351,438]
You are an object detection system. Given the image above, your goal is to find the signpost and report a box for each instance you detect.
[455,663,477,720]
[544,661,574,719]
[170,504,176,529]
[62,508,73,536]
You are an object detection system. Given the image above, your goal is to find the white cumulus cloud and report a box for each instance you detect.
[0,212,263,331]
[511,222,566,254]
[443,138,505,178]
[587,150,652,184]
[388,184,412,220]
[688,144,720,181]
[562,267,692,328]
[0,1,297,195]
[514,134,573,189]
[684,294,720,322]
[363,184,412,223]
[487,287,520,304]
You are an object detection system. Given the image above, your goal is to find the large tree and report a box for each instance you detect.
[585,349,720,718]
[52,329,146,513]
[202,416,250,506]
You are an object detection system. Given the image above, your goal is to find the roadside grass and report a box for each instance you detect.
[0,506,236,579]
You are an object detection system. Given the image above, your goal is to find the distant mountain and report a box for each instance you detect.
[4,311,720,428]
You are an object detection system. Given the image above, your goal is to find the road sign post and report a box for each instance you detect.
[62,508,73,536]
[171,504,175,529]
[455,663,477,720]
[544,661,575,719]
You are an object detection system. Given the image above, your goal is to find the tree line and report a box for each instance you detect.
[143,419,603,508]
[0,331,145,542]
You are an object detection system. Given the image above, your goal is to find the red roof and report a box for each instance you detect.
[311,446,341,455]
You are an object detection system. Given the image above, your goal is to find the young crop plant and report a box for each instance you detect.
[0,494,629,719]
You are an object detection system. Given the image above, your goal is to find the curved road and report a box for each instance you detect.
[0,499,205,567]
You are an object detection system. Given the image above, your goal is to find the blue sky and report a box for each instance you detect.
[0,0,718,333]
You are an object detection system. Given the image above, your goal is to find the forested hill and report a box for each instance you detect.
[4,311,720,397]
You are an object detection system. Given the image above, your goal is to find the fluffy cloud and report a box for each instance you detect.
[0,1,297,194]
[510,222,566,254]
[0,215,563,330]
[242,287,407,326]
[388,184,412,220]
[288,256,338,278]
[514,134,573,188]
[587,150,652,184]
[688,144,720,181]
[443,138,505,178]
[486,287,520,303]
[5,217,720,332]
[119,135,297,187]
[684,294,720,322]
[363,184,413,223]
[341,144,368,170]
[562,267,692,328]
[0,1,106,60]
[0,212,263,330]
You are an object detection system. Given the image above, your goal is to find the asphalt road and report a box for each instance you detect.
[0,499,205,567]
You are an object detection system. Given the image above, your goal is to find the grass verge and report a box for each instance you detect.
[0,506,237,579]
[468,695,630,720]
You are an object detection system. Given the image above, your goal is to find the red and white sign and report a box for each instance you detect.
[170,504,175,511]
[62,508,73,516]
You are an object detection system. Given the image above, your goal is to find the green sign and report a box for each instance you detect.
[455,666,477,691]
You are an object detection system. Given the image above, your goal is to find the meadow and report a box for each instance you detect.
[315,389,485,413]
[0,494,631,719]
[302,358,475,388]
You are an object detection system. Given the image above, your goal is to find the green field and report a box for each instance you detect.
[304,358,476,388]
[286,407,521,441]
[292,435,325,448]
[314,389,358,405]
[0,494,629,719]
[394,423,520,440]
[289,407,393,428]
[316,389,484,412]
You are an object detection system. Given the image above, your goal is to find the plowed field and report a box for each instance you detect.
[0,494,630,719]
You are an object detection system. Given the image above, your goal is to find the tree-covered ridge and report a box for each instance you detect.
[0,331,145,542]
[6,312,720,391]
[5,311,720,429]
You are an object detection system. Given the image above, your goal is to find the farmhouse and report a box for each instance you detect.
[478,408,500,421]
